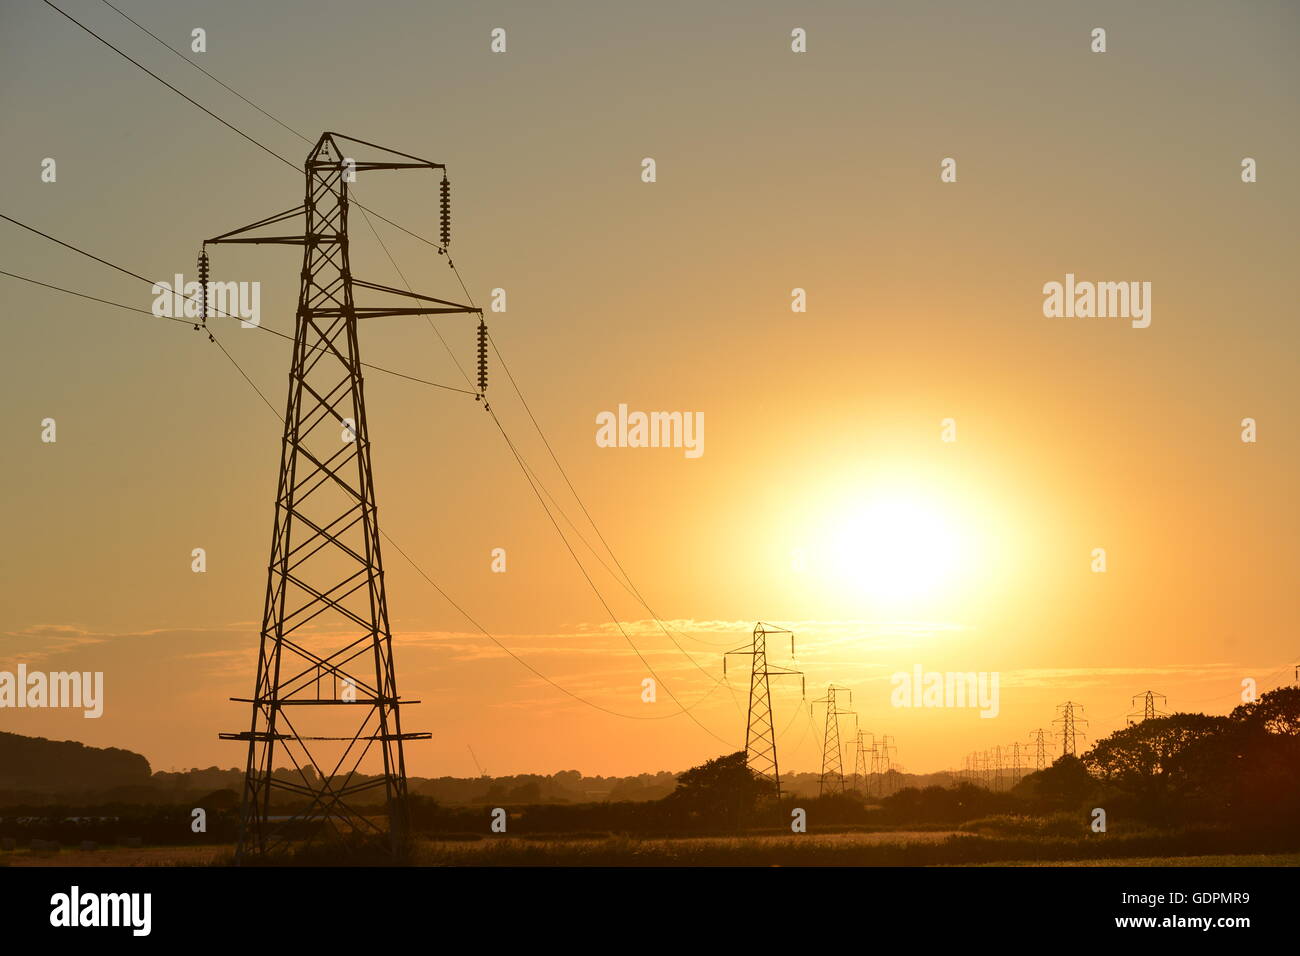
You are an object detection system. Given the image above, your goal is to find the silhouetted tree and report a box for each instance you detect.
[1082,713,1271,822]
[1015,754,1096,810]
[1085,714,1235,793]
[1231,686,1300,736]
[881,783,1015,824]
[663,752,774,828]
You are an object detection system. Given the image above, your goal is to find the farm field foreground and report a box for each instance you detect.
[5,835,1299,868]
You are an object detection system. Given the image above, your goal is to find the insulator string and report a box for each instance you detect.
[476,318,488,397]
[197,246,210,330]
[439,175,451,248]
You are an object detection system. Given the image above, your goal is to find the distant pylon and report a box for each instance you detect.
[1054,701,1088,757]
[1127,690,1167,726]
[724,623,803,798]
[852,729,870,793]
[1009,741,1024,788]
[863,733,880,796]
[812,685,853,796]
[1030,728,1048,771]
[875,734,897,796]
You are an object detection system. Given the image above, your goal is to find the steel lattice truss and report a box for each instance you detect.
[813,684,853,796]
[217,133,478,859]
[725,623,802,798]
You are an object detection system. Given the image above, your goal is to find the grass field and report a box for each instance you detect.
[3,834,1299,867]
[2,845,225,867]
[973,853,1300,867]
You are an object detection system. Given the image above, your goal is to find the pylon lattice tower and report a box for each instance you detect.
[215,132,479,859]
[812,685,852,796]
[863,732,880,796]
[874,734,897,795]
[852,730,870,794]
[1030,728,1048,771]
[724,623,803,798]
[1127,690,1167,726]
[1009,741,1023,788]
[1054,701,1088,757]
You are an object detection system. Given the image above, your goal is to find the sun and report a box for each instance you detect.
[825,496,964,602]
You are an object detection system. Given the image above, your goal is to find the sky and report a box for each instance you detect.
[1,0,1298,779]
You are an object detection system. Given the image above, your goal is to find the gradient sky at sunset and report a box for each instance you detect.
[2,0,1298,778]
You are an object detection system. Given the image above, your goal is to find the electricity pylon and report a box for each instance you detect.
[724,623,803,798]
[852,730,871,794]
[1127,690,1167,726]
[812,685,853,796]
[217,132,478,860]
[1054,701,1088,757]
[863,732,880,796]
[1009,741,1024,788]
[1030,728,1049,771]
[874,734,897,796]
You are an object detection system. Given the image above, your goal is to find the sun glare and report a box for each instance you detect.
[825,496,965,602]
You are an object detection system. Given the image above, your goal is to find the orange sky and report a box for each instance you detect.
[2,0,1298,778]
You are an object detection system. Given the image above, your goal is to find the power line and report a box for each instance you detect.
[10,274,740,742]
[43,0,447,254]
[98,0,308,145]
[0,260,725,728]
[486,332,733,650]
[0,266,279,415]
[486,405,737,747]
[94,0,475,404]
[100,0,735,680]
[203,327,280,418]
[35,0,740,747]
[489,408,732,688]
[42,0,295,170]
[0,268,183,323]
[0,216,478,397]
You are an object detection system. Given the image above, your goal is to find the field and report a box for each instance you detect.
[4,832,1299,867]
[978,854,1300,867]
[2,845,225,867]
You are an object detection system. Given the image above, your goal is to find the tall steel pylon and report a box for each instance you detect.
[1127,690,1167,726]
[724,623,803,798]
[1030,728,1049,771]
[1054,701,1088,757]
[216,132,479,860]
[812,685,852,796]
